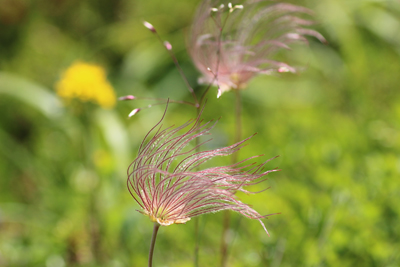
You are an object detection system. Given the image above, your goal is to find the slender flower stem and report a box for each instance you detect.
[194,217,200,267]
[220,211,230,267]
[193,106,201,267]
[154,34,199,107]
[199,7,229,103]
[148,223,160,267]
[221,90,242,267]
[199,82,214,106]
[233,90,242,161]
[121,96,197,107]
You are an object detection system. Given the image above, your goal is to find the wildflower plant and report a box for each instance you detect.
[189,0,327,97]
[127,106,279,266]
[56,61,116,108]
[119,1,325,266]
[186,1,326,265]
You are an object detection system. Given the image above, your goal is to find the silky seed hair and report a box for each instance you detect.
[127,106,279,234]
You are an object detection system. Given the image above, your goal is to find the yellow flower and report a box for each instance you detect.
[56,61,116,108]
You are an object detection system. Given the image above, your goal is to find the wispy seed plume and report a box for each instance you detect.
[189,0,326,97]
[127,108,279,235]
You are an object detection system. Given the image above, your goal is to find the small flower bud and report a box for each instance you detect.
[143,21,156,33]
[229,3,244,13]
[128,108,140,117]
[118,95,135,101]
[164,41,172,51]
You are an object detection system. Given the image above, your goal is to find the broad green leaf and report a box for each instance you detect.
[0,72,63,118]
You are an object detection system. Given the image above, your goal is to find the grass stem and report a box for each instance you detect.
[221,90,242,267]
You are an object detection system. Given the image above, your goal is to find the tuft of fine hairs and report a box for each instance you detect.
[127,106,279,234]
[189,0,327,96]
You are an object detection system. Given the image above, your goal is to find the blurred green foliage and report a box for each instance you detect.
[1,0,400,266]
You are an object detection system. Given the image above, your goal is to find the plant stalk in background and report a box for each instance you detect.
[189,1,326,265]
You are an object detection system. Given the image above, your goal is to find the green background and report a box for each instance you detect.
[1,0,399,266]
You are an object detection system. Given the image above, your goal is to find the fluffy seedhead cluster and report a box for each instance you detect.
[127,110,278,234]
[189,0,326,97]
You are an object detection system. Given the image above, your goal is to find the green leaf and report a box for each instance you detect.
[0,72,63,118]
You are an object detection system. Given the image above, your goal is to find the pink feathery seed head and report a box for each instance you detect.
[127,106,279,235]
[188,0,326,97]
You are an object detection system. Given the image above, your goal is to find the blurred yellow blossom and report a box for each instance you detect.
[56,62,116,108]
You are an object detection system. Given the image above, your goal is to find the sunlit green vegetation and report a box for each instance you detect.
[1,0,399,266]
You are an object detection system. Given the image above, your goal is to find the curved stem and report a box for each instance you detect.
[232,90,242,162]
[148,223,160,267]
[124,96,197,107]
[220,211,230,267]
[221,90,242,267]
[194,217,200,267]
[200,10,232,103]
[153,34,199,106]
[193,106,201,267]
[199,83,214,107]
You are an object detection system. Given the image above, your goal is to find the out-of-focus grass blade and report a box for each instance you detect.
[0,72,63,118]
[95,109,131,175]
